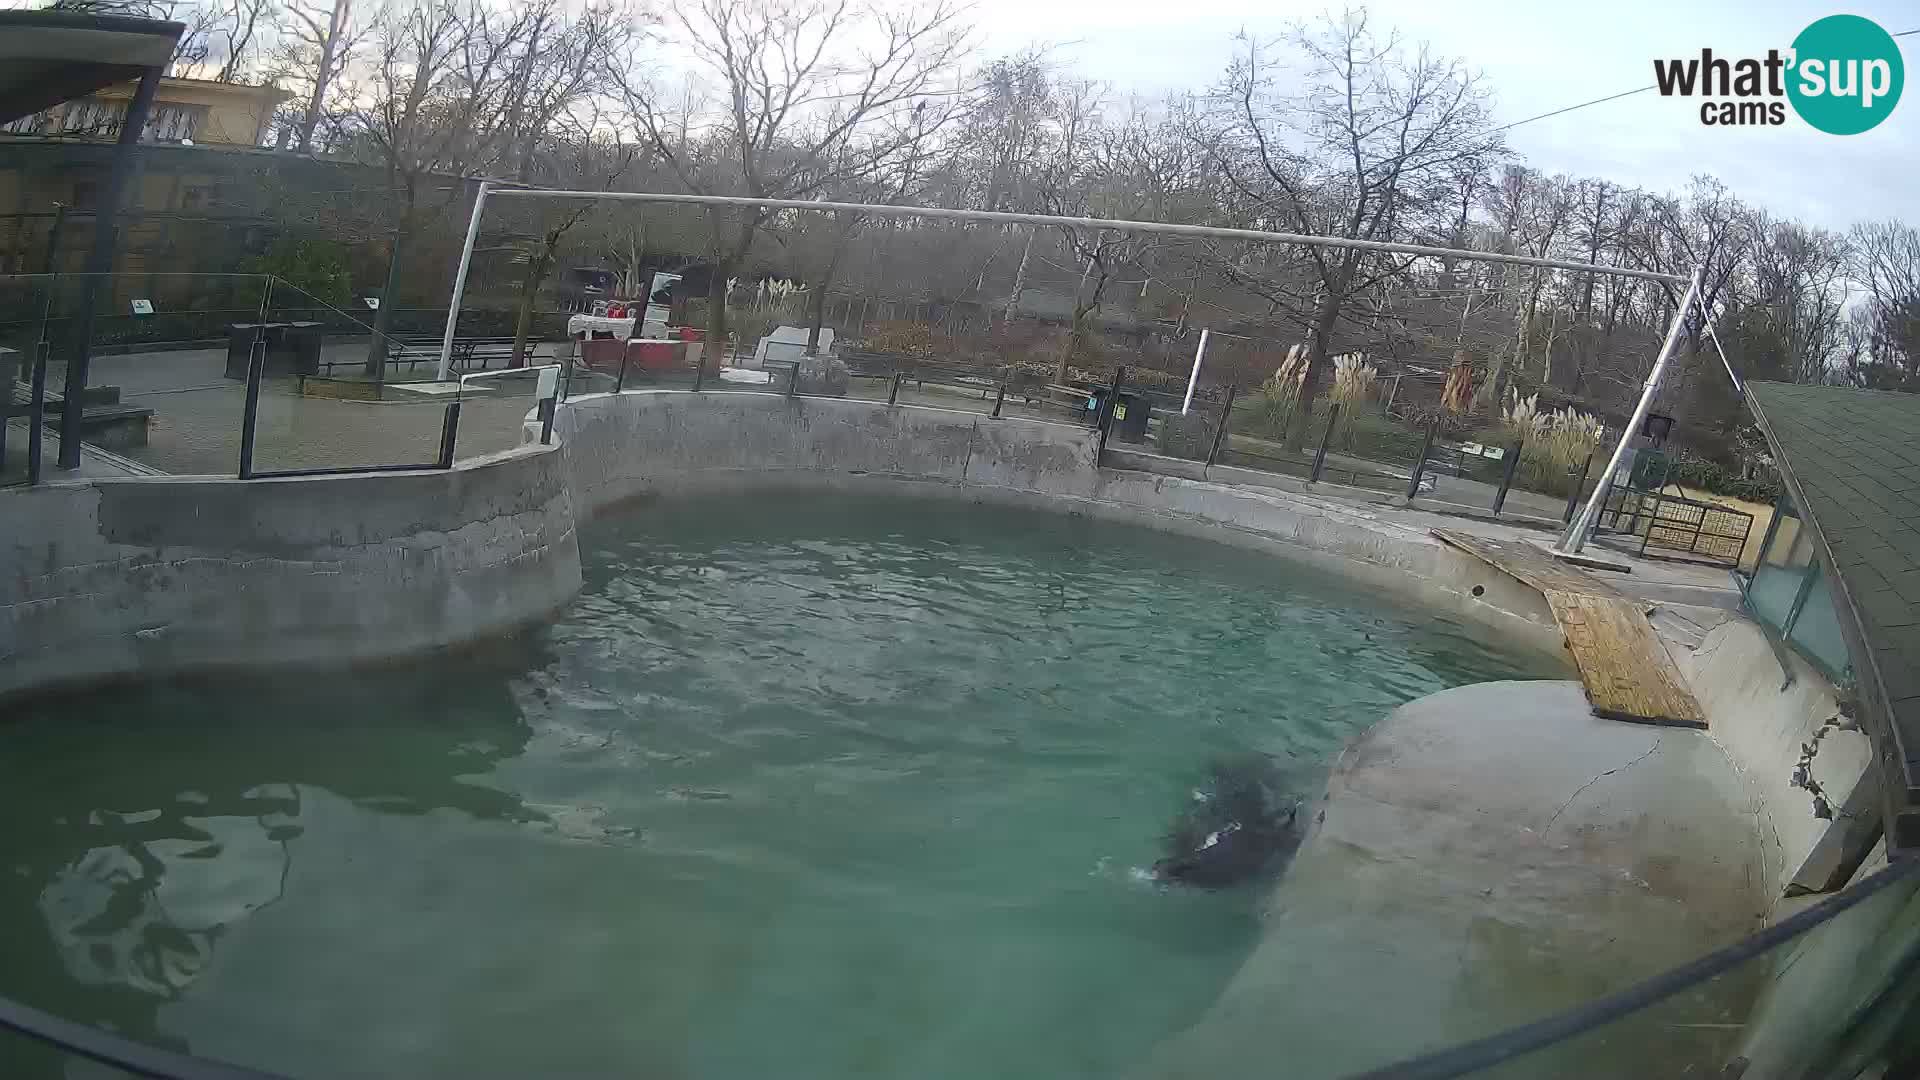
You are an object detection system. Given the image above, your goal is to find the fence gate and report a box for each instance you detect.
[1593,452,1754,567]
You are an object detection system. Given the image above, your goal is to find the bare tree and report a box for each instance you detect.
[1199,10,1505,447]
[607,0,972,369]
[1846,219,1920,389]
[276,0,358,153]
[1730,215,1851,385]
[334,0,531,375]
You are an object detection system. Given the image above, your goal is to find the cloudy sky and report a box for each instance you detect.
[969,0,1916,233]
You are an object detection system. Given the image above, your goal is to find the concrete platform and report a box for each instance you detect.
[1134,680,1768,1080]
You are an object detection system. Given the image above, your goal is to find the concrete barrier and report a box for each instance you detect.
[554,390,1097,509]
[554,390,1563,658]
[0,444,579,701]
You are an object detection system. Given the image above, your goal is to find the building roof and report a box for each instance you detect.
[1746,381,1920,851]
[0,10,183,127]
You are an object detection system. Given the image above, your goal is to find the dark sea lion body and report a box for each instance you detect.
[1152,756,1304,888]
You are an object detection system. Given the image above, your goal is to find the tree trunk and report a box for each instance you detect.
[1055,304,1093,384]
[1285,296,1342,451]
[512,247,553,369]
[363,225,405,378]
[703,262,730,372]
[807,229,849,354]
[703,219,757,370]
[1003,228,1034,325]
[297,0,349,154]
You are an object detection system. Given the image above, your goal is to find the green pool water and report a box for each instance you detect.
[0,493,1558,1079]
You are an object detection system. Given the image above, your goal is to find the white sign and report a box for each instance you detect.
[363,297,381,310]
[130,299,154,315]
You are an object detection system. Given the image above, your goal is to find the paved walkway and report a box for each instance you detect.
[42,346,555,477]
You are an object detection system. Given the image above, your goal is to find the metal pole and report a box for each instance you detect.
[1310,403,1341,483]
[59,66,161,469]
[1096,366,1126,467]
[786,361,799,398]
[41,204,67,276]
[26,345,47,485]
[1206,383,1237,467]
[484,189,1687,285]
[437,180,490,381]
[437,400,461,468]
[1492,436,1525,515]
[992,378,1007,418]
[1564,453,1595,524]
[614,345,629,393]
[1560,267,1703,554]
[692,350,705,392]
[1406,416,1437,501]
[237,340,265,478]
[1181,328,1209,415]
[887,370,901,405]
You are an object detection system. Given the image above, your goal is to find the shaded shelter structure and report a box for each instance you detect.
[0,8,184,468]
[1746,382,1920,854]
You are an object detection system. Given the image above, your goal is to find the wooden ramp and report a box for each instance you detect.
[1433,529,1705,729]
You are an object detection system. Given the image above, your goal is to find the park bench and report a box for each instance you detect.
[10,379,153,451]
[381,335,522,372]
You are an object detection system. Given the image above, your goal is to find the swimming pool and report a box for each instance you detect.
[0,492,1559,1079]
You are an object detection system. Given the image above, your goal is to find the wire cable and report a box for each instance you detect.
[1495,85,1657,132]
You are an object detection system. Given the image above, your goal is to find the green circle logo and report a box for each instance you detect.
[1787,15,1904,134]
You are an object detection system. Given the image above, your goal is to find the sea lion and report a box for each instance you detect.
[1152,755,1304,888]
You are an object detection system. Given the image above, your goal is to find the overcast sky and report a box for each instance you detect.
[968,0,1917,233]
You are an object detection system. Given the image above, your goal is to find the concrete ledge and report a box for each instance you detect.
[1133,680,1769,1080]
[555,391,1564,660]
[0,444,581,701]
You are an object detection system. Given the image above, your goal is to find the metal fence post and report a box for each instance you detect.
[1310,403,1341,483]
[1405,416,1437,501]
[25,344,49,484]
[991,378,1007,418]
[1492,436,1525,515]
[786,361,800,398]
[237,338,266,479]
[1205,383,1237,467]
[614,347,629,394]
[1094,366,1127,468]
[692,351,706,392]
[887,370,902,405]
[437,400,462,468]
[1564,453,1595,524]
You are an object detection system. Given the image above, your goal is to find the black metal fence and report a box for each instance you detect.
[1596,486,1754,567]
[2,273,560,489]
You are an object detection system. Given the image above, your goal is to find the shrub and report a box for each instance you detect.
[245,233,352,309]
[1665,448,1780,503]
[863,320,935,357]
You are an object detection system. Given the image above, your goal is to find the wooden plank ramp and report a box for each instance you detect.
[1433,529,1705,729]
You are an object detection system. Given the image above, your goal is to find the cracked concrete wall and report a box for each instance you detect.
[1680,618,1875,901]
[0,445,581,701]
[553,391,1563,661]
[554,390,1097,511]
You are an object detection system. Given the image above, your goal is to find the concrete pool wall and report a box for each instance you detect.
[0,444,580,701]
[554,390,1565,656]
[3,388,1563,698]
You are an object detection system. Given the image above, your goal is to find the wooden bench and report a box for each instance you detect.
[12,381,154,450]
[382,335,522,372]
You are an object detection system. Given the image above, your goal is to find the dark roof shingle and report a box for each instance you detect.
[1747,381,1920,849]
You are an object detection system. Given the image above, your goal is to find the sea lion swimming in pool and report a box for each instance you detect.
[1152,755,1304,888]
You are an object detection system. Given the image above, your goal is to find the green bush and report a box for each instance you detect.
[1664,449,1780,504]
[245,233,353,309]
